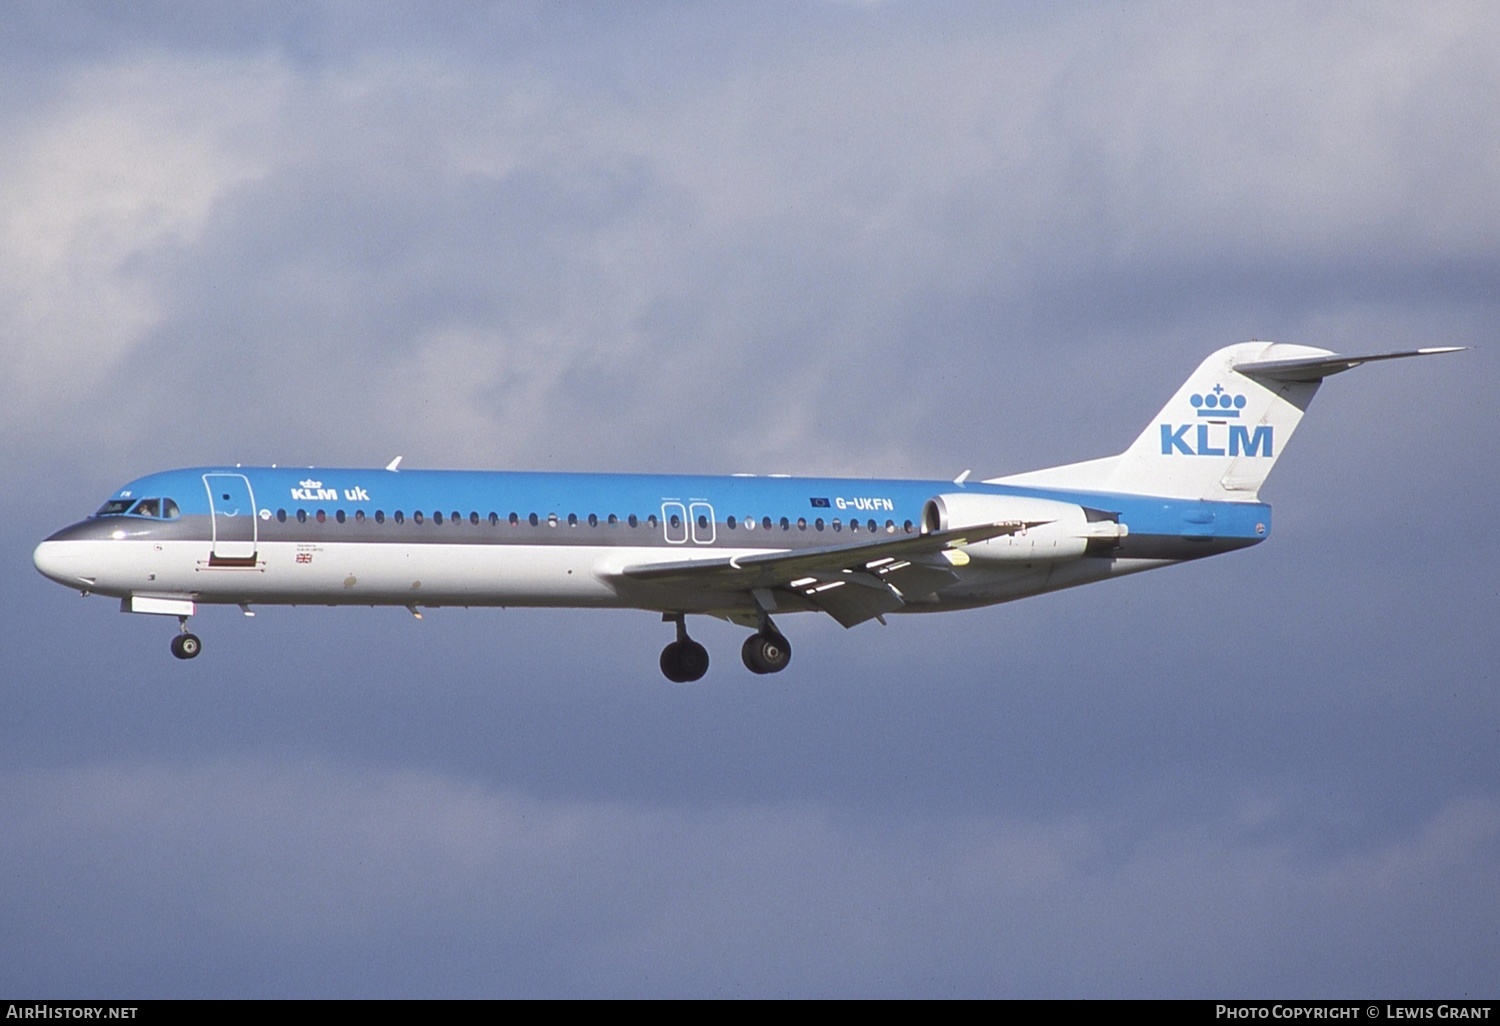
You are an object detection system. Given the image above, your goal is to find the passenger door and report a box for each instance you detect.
[203,473,258,565]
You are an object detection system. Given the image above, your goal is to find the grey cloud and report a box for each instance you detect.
[9,4,1498,479]
[5,1,1498,999]
[3,760,1496,997]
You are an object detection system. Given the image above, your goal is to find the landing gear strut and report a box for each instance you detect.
[659,613,709,683]
[170,616,202,660]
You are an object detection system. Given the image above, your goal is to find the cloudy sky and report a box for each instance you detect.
[3,1,1497,998]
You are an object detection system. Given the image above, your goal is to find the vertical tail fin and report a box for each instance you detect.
[995,341,1464,501]
[1105,341,1324,500]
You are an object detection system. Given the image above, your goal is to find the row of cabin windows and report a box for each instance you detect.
[272,508,917,535]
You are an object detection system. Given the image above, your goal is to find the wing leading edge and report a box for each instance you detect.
[619,520,1047,627]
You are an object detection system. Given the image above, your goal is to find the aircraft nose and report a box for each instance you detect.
[33,539,95,588]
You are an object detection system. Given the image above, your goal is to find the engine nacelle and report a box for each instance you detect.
[921,493,1126,562]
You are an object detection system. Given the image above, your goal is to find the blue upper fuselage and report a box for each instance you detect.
[67,465,1271,557]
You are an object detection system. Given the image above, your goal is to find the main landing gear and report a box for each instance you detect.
[658,613,793,682]
[170,616,202,660]
[660,613,710,683]
[741,628,791,675]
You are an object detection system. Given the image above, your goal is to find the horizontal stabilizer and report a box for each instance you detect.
[1233,347,1467,382]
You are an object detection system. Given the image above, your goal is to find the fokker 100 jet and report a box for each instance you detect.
[34,342,1460,681]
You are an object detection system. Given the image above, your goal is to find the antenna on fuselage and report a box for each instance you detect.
[385,456,403,472]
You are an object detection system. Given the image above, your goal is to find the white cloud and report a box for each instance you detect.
[0,57,287,445]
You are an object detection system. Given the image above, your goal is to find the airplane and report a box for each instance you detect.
[34,341,1462,681]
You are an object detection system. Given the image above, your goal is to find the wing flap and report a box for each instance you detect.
[796,576,907,628]
[873,559,961,599]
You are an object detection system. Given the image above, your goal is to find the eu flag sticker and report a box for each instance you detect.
[809,497,831,508]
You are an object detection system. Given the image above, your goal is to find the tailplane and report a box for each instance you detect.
[995,341,1464,501]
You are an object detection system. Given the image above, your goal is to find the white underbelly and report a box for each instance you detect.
[98,540,650,607]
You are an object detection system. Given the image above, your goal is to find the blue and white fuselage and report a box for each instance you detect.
[34,466,1266,610]
[33,342,1460,680]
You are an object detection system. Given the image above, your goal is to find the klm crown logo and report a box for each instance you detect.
[1190,384,1246,417]
[1161,384,1273,457]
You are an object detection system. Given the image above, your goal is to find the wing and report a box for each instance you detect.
[618,520,1046,627]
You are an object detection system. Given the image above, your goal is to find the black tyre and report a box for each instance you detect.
[661,640,710,682]
[741,631,791,674]
[171,633,202,660]
[660,641,686,681]
[677,640,709,682]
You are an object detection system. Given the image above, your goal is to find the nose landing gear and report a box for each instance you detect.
[170,616,202,660]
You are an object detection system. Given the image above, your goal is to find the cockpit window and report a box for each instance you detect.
[93,497,182,519]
